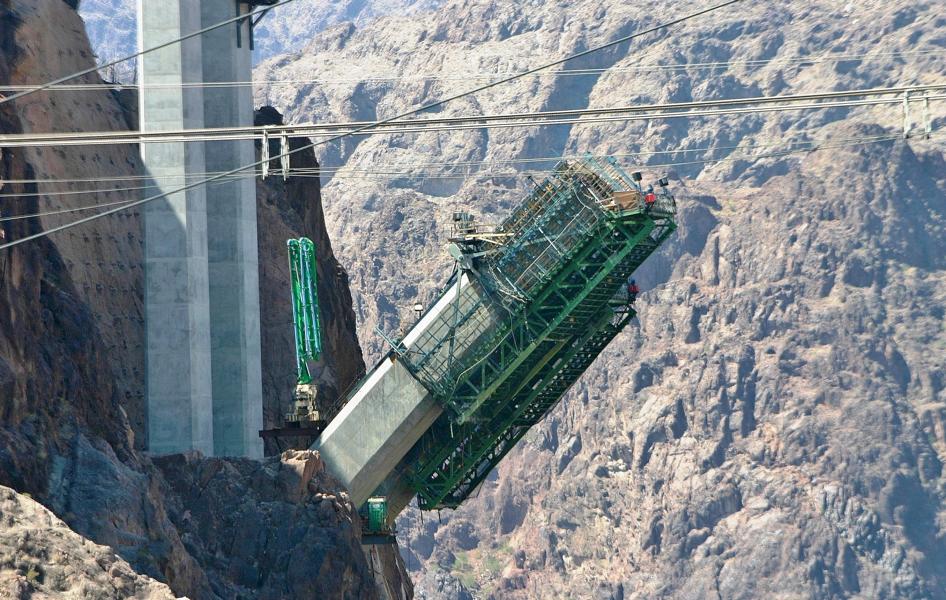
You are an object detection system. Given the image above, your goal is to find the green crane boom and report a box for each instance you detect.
[288,238,323,385]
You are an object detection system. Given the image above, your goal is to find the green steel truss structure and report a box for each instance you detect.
[288,238,323,385]
[388,156,677,510]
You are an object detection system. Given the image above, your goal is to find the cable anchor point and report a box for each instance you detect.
[281,132,291,180]
[923,95,932,140]
[902,93,913,139]
[261,128,270,180]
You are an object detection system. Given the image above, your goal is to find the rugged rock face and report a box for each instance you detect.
[396,139,946,599]
[0,2,409,598]
[154,450,378,599]
[0,485,176,599]
[241,0,444,61]
[77,0,444,68]
[249,0,946,597]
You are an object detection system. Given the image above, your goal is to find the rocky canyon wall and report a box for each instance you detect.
[0,1,407,598]
[250,1,946,598]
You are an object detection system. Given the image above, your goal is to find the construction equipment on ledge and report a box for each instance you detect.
[259,237,327,452]
[312,154,677,524]
[286,237,325,427]
[360,497,398,545]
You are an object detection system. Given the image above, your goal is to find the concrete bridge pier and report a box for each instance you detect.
[201,0,264,459]
[138,0,263,458]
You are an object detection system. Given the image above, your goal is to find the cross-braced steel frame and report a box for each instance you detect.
[383,157,677,510]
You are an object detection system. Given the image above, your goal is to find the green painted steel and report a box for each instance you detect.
[364,497,388,533]
[423,308,636,508]
[374,156,677,510]
[288,238,323,385]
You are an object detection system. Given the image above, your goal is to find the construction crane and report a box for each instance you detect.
[312,154,678,541]
[286,237,325,427]
[259,238,327,449]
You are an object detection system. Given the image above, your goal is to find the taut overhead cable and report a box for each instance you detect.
[0,0,301,107]
[0,0,749,251]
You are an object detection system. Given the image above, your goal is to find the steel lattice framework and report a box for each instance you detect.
[382,155,677,510]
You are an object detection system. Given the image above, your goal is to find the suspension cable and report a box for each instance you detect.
[0,129,927,199]
[0,0,301,106]
[0,0,752,250]
[2,49,941,92]
[3,130,935,223]
[3,86,943,148]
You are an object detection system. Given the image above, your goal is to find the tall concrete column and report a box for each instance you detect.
[201,0,264,458]
[138,1,214,455]
[138,0,263,458]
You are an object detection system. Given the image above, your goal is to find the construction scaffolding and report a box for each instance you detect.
[382,155,677,509]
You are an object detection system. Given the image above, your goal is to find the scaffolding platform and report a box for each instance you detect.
[313,155,677,515]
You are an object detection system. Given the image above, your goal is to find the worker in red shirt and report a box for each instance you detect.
[628,279,640,303]
[644,185,657,211]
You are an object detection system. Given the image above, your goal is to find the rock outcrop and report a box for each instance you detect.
[255,106,365,434]
[30,0,946,597]
[0,2,409,598]
[0,485,176,600]
[396,138,946,599]
[154,450,378,599]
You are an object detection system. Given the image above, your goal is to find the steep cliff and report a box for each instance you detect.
[0,1,407,598]
[400,136,946,599]
[255,106,365,432]
[20,0,946,597]
[248,1,946,598]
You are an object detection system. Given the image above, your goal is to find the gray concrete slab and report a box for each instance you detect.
[314,274,486,509]
[314,356,442,508]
